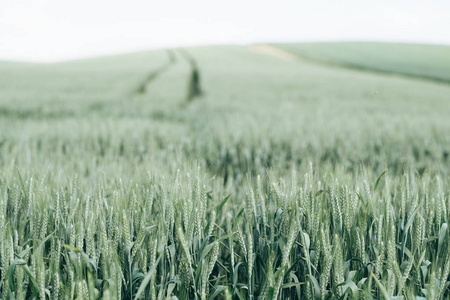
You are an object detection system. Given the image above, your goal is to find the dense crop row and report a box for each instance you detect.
[0,167,449,299]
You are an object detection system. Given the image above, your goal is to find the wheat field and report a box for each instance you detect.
[0,43,449,299]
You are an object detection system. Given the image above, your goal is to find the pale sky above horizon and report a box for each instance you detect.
[1,0,449,62]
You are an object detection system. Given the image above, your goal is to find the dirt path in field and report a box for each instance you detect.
[248,44,299,61]
[250,44,450,85]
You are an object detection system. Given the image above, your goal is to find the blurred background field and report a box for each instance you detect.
[1,43,449,182]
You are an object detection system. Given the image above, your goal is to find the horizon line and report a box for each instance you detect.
[1,39,449,64]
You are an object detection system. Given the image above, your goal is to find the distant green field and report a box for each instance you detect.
[275,42,450,83]
[0,43,449,299]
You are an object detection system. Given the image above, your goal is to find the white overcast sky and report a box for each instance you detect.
[1,0,449,62]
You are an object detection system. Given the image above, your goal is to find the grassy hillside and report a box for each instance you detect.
[0,43,449,299]
[275,42,450,83]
